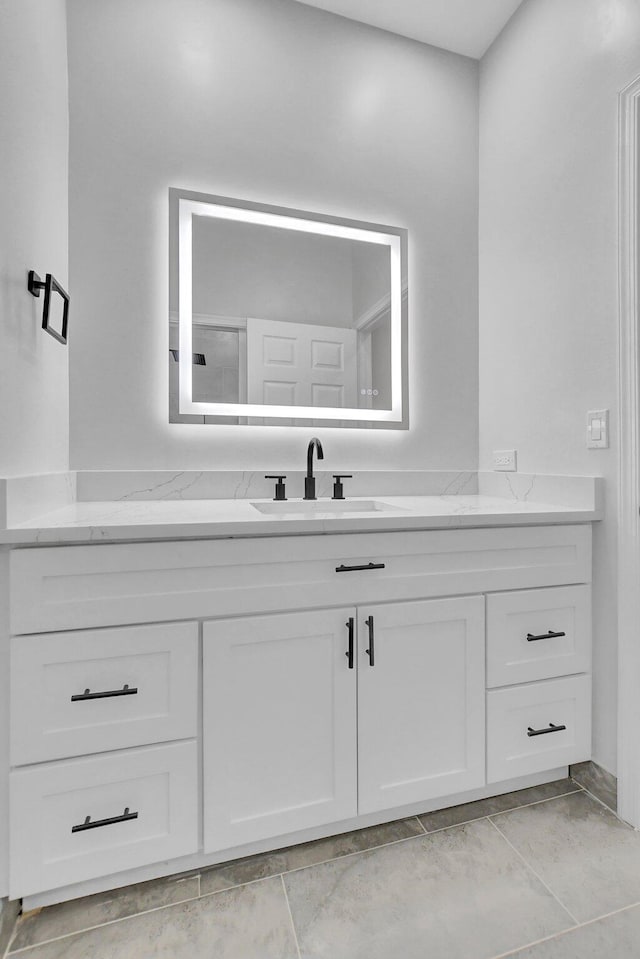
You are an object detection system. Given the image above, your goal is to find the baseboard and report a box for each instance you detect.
[570,760,617,813]
[0,899,20,959]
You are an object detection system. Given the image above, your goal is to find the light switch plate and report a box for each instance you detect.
[587,409,609,449]
[493,449,517,471]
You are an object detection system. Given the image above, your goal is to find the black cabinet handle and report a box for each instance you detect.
[365,615,375,666]
[346,618,355,669]
[526,630,566,642]
[72,807,138,833]
[527,723,567,737]
[71,684,138,702]
[335,562,385,573]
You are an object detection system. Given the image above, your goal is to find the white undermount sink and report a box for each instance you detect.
[251,499,403,515]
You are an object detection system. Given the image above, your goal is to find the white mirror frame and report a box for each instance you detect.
[177,195,405,423]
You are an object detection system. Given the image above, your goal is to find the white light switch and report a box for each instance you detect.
[587,409,609,449]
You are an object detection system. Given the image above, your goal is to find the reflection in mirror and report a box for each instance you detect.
[169,190,407,428]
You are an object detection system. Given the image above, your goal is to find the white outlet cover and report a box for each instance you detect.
[493,449,517,471]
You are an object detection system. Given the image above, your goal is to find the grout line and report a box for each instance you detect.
[7,872,292,955]
[573,782,623,820]
[486,898,640,959]
[578,785,617,814]
[277,827,437,875]
[487,817,580,926]
[421,787,584,834]
[198,830,429,900]
[487,926,579,959]
[6,886,209,955]
[569,769,618,809]
[414,815,428,834]
[280,875,302,959]
[485,787,585,821]
[197,791,581,897]
[4,926,18,959]
[1,903,21,959]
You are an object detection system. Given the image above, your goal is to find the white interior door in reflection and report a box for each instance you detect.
[246,318,357,410]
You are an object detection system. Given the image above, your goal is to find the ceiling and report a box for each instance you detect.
[291,0,526,59]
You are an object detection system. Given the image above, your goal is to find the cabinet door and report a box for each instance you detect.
[358,597,485,814]
[203,608,357,852]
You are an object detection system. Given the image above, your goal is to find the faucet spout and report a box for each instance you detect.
[304,437,324,500]
[306,437,324,477]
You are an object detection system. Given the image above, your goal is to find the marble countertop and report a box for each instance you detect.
[0,492,601,545]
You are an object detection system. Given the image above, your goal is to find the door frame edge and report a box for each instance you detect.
[617,73,640,826]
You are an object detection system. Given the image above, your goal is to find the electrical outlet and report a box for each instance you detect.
[493,449,517,471]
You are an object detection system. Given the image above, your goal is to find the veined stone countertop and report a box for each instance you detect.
[0,478,602,545]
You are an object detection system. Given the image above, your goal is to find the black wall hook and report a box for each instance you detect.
[28,270,69,345]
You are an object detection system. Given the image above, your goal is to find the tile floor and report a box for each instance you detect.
[6,777,640,959]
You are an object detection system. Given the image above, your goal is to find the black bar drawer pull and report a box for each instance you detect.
[72,806,138,833]
[526,630,566,642]
[71,684,138,702]
[345,618,355,669]
[527,722,567,737]
[335,562,385,573]
[365,615,375,666]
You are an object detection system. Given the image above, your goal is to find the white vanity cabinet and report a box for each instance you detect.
[6,521,593,903]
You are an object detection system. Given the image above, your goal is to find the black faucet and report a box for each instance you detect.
[304,437,324,500]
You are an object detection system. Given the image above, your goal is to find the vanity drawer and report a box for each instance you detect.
[486,585,591,687]
[9,740,198,897]
[486,674,591,783]
[11,622,198,764]
[10,525,591,633]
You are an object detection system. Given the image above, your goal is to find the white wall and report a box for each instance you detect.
[67,0,479,470]
[479,0,640,774]
[0,0,69,902]
[0,0,69,477]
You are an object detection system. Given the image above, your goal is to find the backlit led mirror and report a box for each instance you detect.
[169,189,408,428]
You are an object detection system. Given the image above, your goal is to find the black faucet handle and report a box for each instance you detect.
[265,475,287,501]
[332,475,353,500]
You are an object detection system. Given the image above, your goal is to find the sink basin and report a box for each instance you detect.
[251,499,403,515]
